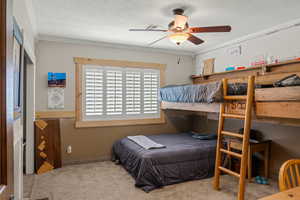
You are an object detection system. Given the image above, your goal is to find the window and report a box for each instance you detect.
[75,57,166,128]
[125,70,141,115]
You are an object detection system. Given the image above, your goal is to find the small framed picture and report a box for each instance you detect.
[48,72,66,87]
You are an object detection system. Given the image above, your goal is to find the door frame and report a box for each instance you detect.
[0,0,15,199]
[24,51,35,175]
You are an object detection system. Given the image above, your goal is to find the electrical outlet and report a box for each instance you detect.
[67,145,72,154]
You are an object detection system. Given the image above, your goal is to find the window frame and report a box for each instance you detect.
[74,57,166,128]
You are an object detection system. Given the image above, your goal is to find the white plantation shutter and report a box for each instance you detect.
[82,65,160,121]
[143,71,159,114]
[106,69,123,115]
[126,71,141,114]
[83,68,104,118]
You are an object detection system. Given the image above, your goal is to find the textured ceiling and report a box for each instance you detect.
[33,0,300,53]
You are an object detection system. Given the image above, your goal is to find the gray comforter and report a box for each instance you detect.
[112,133,216,192]
[159,81,248,103]
[159,81,223,103]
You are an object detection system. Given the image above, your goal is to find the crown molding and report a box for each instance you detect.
[36,34,195,56]
[196,18,300,55]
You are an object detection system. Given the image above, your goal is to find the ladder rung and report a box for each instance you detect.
[220,148,242,158]
[222,113,245,119]
[221,131,244,138]
[223,95,247,100]
[219,166,241,178]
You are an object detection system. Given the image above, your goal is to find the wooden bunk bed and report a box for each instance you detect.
[214,76,255,200]
[160,60,300,200]
[161,59,300,125]
[161,60,300,200]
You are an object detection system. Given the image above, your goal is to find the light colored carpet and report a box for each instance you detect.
[24,174,35,199]
[25,161,278,200]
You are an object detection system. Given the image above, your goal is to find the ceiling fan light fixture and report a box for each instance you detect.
[174,15,188,29]
[168,33,189,45]
[129,8,231,46]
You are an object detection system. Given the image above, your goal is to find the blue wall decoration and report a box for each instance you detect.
[48,72,66,87]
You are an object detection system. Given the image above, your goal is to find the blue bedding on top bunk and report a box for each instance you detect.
[159,82,248,103]
[159,81,223,103]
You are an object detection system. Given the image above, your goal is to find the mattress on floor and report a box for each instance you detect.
[159,82,248,103]
[112,133,216,192]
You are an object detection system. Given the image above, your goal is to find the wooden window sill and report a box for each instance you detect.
[75,117,166,128]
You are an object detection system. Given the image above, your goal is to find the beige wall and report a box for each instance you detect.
[192,115,300,178]
[61,111,192,165]
[36,40,194,111]
[35,40,195,164]
[195,25,300,74]
[13,0,36,61]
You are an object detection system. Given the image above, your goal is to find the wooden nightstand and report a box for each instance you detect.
[227,140,271,180]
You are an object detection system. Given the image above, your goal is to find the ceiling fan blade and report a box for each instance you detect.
[129,29,168,32]
[187,34,204,45]
[148,35,168,46]
[189,26,232,33]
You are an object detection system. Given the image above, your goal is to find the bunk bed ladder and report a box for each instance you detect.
[213,76,255,200]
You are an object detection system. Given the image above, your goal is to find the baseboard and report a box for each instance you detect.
[62,156,111,166]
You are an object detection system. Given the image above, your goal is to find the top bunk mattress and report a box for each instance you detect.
[159,81,248,103]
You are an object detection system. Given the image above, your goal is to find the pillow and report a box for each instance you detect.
[190,132,217,140]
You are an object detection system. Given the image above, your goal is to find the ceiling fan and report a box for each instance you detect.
[129,8,232,46]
